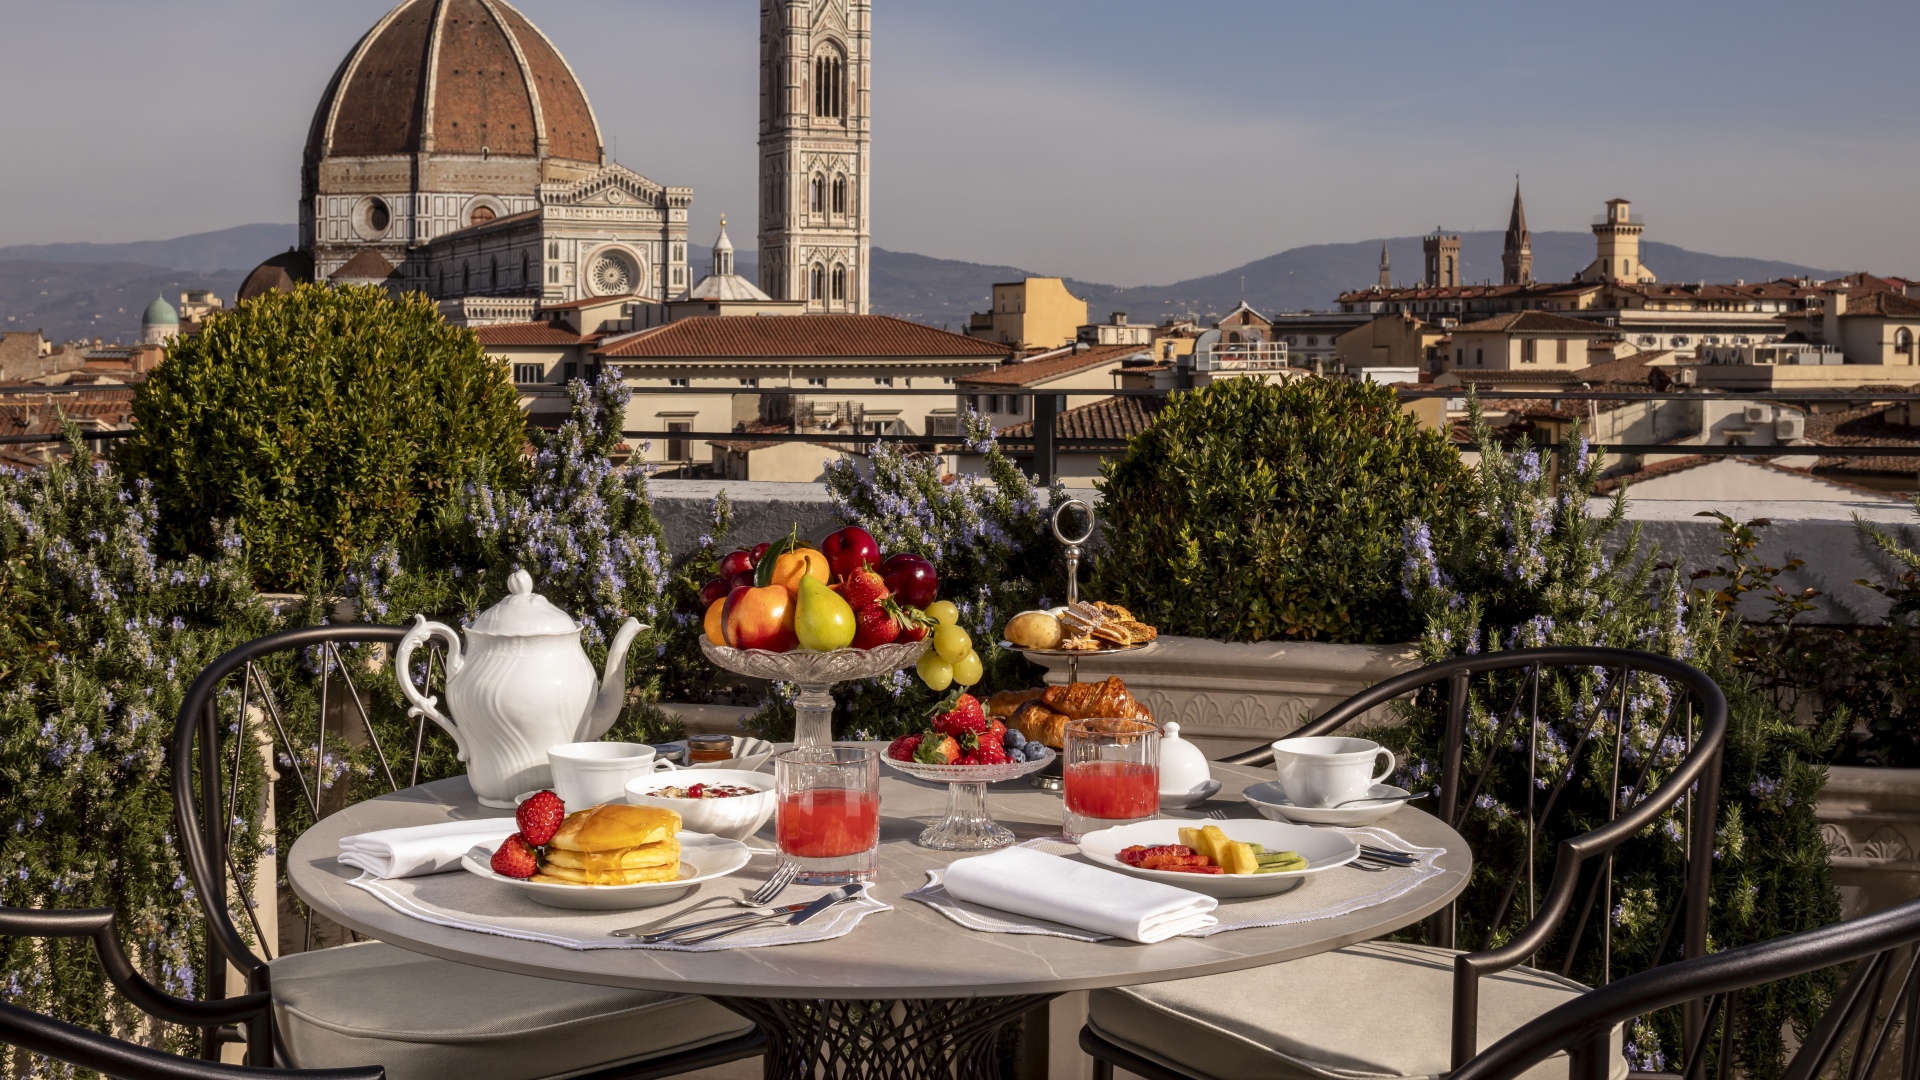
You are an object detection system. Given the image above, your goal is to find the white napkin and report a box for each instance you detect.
[939,846,1218,943]
[338,818,519,879]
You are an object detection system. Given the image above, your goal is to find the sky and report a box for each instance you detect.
[2,1,1918,286]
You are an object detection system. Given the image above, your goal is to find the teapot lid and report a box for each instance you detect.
[468,570,580,636]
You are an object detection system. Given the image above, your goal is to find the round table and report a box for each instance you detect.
[290,750,1470,1079]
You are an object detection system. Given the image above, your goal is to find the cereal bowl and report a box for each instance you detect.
[626,769,775,841]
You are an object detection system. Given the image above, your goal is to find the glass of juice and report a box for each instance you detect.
[775,745,881,884]
[1062,717,1160,840]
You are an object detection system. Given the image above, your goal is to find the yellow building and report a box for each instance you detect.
[1335,313,1446,372]
[1447,311,1609,371]
[966,277,1089,351]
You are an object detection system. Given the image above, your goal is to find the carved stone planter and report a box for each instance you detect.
[1023,636,1421,759]
[1817,766,1920,919]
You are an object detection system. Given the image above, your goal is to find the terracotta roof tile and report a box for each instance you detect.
[327,250,398,282]
[955,343,1149,387]
[595,315,1011,361]
[1453,310,1609,335]
[1839,291,1920,318]
[472,321,585,346]
[998,395,1166,443]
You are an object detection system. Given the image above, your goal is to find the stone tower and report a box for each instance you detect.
[1502,180,1533,286]
[758,0,872,313]
[1580,198,1655,284]
[1423,229,1460,288]
[1378,242,1391,289]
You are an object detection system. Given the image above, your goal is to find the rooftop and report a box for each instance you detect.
[595,315,1011,361]
[955,343,1149,387]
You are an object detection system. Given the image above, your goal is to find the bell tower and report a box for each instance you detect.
[759,0,872,313]
[1502,180,1533,286]
[1423,229,1460,288]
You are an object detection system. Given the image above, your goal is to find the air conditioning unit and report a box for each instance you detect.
[1673,367,1698,386]
[1744,405,1773,424]
[1775,415,1805,441]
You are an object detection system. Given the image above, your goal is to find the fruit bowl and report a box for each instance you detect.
[701,638,929,747]
[879,748,1056,851]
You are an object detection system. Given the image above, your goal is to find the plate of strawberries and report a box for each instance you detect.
[879,691,1055,851]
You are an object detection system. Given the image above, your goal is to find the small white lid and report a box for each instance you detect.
[467,570,580,636]
[1157,721,1213,795]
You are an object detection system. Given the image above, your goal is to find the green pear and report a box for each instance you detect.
[794,573,858,651]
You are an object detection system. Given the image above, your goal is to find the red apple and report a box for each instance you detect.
[821,526,883,579]
[699,577,731,606]
[722,584,798,652]
[881,552,939,609]
[752,542,770,564]
[728,569,756,592]
[718,549,756,579]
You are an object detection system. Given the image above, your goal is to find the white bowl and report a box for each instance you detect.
[1242,780,1414,827]
[625,769,776,841]
[460,832,751,910]
[1076,818,1359,899]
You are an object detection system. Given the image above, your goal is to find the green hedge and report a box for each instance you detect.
[117,283,528,591]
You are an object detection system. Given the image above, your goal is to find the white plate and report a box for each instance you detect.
[460,832,752,911]
[1242,781,1414,827]
[1157,779,1222,810]
[1076,819,1358,898]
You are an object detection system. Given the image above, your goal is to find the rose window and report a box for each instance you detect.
[589,251,638,296]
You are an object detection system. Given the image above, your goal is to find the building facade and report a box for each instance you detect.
[966,278,1089,351]
[758,0,872,313]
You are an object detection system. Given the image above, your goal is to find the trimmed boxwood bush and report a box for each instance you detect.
[1091,377,1471,643]
[117,283,528,590]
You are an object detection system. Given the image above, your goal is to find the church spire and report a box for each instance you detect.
[1378,242,1391,289]
[1502,177,1533,286]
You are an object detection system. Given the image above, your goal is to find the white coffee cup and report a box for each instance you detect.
[1271,736,1396,809]
[547,742,678,809]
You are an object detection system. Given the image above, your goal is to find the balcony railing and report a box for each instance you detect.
[1197,341,1291,372]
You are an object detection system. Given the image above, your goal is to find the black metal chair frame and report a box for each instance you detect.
[1083,646,1728,1077]
[0,905,382,1080]
[1453,897,1920,1080]
[169,624,766,1075]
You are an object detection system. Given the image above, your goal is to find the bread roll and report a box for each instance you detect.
[547,804,679,852]
[1005,611,1065,650]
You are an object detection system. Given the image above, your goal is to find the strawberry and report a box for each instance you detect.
[915,732,960,765]
[516,790,566,847]
[490,834,539,879]
[887,733,923,761]
[896,606,933,643]
[958,751,983,766]
[977,741,1010,765]
[931,691,989,752]
[854,604,902,649]
[842,567,890,610]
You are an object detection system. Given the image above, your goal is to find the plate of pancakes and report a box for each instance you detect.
[461,803,752,910]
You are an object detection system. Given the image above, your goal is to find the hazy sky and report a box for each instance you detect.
[3,1,1917,285]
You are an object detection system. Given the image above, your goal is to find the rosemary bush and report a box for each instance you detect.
[1392,405,1839,1077]
[0,437,273,1070]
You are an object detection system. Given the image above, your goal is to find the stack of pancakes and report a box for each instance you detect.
[531,804,683,886]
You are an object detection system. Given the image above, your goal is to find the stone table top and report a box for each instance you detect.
[288,750,1469,999]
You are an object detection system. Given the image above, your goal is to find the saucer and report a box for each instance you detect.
[1242,781,1412,827]
[1157,779,1222,810]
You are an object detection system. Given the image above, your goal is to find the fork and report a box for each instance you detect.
[611,862,798,938]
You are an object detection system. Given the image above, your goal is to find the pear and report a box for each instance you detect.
[794,573,858,651]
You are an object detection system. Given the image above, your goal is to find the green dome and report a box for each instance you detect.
[142,295,179,327]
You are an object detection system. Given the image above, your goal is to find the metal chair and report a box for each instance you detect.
[1453,896,1920,1080]
[0,904,381,1080]
[1080,646,1728,1080]
[169,624,765,1080]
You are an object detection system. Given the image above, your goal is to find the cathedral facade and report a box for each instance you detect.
[757,0,872,314]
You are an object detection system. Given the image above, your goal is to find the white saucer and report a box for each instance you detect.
[460,832,751,910]
[1157,779,1222,810]
[1242,781,1414,827]
[1077,818,1358,898]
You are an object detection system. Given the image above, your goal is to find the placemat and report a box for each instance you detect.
[905,827,1444,942]
[347,862,890,952]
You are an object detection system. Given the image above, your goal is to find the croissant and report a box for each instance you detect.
[987,688,1046,719]
[1042,677,1153,722]
[1008,702,1071,749]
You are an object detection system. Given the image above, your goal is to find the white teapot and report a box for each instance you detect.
[396,570,644,807]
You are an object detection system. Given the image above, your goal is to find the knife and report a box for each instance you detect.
[663,884,864,946]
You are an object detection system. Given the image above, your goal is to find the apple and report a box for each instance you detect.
[722,584,798,652]
[881,552,939,609]
[752,542,770,564]
[699,577,731,606]
[728,569,756,592]
[821,526,882,579]
[718,549,756,579]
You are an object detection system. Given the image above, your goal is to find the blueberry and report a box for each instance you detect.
[1005,730,1027,749]
[1025,743,1049,761]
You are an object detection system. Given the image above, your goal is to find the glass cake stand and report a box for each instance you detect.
[700,638,928,747]
[878,750,1057,850]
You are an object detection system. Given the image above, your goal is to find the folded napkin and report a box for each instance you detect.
[338,818,519,879]
[940,846,1217,943]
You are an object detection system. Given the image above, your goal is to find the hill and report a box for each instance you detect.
[0,260,246,344]
[0,224,294,276]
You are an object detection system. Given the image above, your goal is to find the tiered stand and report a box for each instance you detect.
[699,638,928,747]
[879,751,1056,850]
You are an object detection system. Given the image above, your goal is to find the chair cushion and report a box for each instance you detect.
[1088,941,1624,1080]
[271,941,755,1080]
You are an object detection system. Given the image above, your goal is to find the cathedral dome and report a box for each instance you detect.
[142,295,179,329]
[305,0,602,166]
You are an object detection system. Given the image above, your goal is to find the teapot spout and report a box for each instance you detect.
[583,618,646,741]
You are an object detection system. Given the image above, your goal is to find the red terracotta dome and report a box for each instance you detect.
[305,0,602,165]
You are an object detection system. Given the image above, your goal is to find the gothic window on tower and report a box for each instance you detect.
[814,49,845,120]
[832,265,846,302]
[810,174,824,214]
[832,175,846,215]
[810,264,826,302]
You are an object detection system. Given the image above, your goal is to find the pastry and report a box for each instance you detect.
[1005,611,1066,650]
[987,688,1046,718]
[1008,702,1071,749]
[531,804,683,886]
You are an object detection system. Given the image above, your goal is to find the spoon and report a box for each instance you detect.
[1331,790,1432,808]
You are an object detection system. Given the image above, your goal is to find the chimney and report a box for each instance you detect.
[1112,312,1128,326]
[1823,284,1848,348]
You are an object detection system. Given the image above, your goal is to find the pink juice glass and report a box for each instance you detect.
[775,745,880,884]
[1062,717,1160,840]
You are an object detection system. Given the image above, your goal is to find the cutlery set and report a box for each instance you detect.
[612,879,861,944]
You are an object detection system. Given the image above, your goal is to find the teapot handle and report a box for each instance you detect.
[396,616,468,761]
